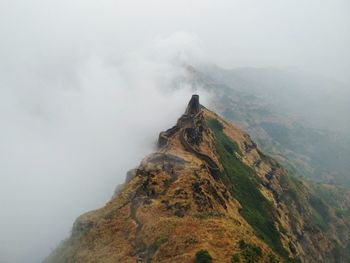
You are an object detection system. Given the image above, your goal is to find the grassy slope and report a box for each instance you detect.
[207,118,293,261]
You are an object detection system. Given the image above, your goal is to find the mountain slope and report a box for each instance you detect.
[45,95,350,263]
[183,65,350,186]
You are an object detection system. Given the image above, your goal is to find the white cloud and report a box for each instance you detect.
[0,31,207,263]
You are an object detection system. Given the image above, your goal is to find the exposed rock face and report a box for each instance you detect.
[44,95,350,263]
[185,94,200,115]
[158,95,220,179]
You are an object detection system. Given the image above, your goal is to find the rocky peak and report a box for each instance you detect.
[158,95,220,178]
[157,94,202,148]
[185,94,200,115]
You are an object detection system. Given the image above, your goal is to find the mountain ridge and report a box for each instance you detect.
[44,95,350,263]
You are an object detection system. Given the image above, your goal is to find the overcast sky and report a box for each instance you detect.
[1,0,349,82]
[0,1,349,262]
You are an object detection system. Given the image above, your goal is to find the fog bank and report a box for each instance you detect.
[0,33,210,262]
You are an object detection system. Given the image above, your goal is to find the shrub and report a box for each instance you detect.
[195,249,213,263]
[239,240,247,249]
[268,253,280,263]
[235,240,263,263]
[231,253,241,263]
[242,243,262,263]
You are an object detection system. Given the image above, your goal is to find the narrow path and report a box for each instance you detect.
[130,197,157,263]
[180,127,220,178]
[130,197,146,255]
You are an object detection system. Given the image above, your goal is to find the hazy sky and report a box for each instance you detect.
[1,0,349,81]
[0,1,349,262]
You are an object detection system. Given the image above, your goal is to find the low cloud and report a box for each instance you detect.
[0,32,209,263]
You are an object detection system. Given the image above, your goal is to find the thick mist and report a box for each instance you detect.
[0,1,349,262]
[0,34,210,262]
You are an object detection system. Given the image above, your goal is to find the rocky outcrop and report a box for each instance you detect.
[185,94,200,115]
[158,95,220,179]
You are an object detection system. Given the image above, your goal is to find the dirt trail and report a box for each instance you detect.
[130,197,158,263]
[180,127,220,178]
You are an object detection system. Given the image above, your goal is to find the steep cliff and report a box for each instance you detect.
[44,95,350,263]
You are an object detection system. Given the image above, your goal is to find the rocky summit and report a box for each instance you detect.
[45,95,350,263]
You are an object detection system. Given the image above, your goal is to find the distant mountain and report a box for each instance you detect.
[198,64,350,134]
[45,96,350,263]
[183,65,350,186]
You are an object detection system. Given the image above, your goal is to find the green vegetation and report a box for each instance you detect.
[268,254,280,263]
[304,186,335,231]
[210,69,350,187]
[279,173,304,207]
[231,253,240,263]
[238,240,262,263]
[330,241,350,262]
[309,194,331,230]
[314,184,339,207]
[208,117,224,131]
[207,119,241,155]
[195,249,213,263]
[259,120,350,186]
[313,184,350,218]
[207,118,290,260]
